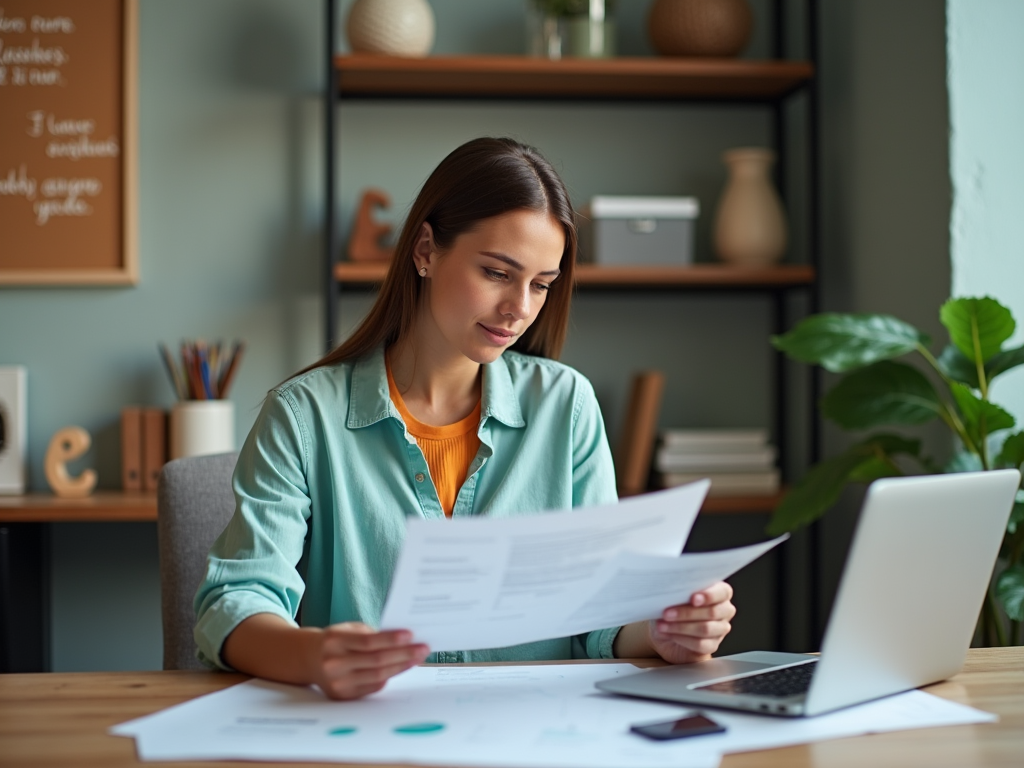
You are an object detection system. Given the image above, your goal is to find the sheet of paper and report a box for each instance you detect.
[113,665,722,768]
[380,481,712,650]
[112,664,996,767]
[557,536,788,637]
[661,686,997,755]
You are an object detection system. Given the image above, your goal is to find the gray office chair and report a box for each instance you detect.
[157,451,238,671]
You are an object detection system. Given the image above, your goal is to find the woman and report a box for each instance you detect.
[194,137,736,700]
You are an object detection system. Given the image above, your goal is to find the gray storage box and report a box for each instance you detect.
[582,196,699,265]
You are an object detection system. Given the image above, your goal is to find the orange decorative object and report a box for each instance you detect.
[348,188,395,262]
[44,426,98,498]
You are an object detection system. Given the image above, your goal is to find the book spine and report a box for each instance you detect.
[655,446,777,472]
[142,408,167,492]
[615,371,665,497]
[121,406,143,491]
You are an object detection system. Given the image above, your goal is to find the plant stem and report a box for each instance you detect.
[970,316,990,399]
[984,588,1008,647]
[872,446,905,476]
[917,343,953,386]
[1012,619,1021,646]
[916,343,984,461]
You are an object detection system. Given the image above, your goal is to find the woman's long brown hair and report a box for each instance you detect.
[292,137,578,379]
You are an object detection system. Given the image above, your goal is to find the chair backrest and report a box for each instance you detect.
[157,451,238,670]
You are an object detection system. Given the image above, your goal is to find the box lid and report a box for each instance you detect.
[589,196,699,219]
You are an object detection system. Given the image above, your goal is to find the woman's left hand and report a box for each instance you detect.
[647,581,736,664]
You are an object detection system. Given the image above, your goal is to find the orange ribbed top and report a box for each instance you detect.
[387,362,481,518]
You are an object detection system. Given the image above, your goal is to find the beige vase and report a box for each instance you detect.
[346,0,435,57]
[714,148,787,267]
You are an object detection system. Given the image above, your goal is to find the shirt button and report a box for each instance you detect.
[415,473,425,483]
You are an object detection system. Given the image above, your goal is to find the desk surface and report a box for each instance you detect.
[1,648,1021,767]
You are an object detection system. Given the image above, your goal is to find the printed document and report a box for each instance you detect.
[111,664,996,767]
[379,480,788,651]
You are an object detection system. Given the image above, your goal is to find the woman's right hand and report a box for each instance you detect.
[222,614,430,700]
[309,622,431,700]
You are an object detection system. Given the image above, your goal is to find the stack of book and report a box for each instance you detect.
[655,428,779,497]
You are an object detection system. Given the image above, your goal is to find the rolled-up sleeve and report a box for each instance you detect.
[193,389,313,669]
[569,379,622,658]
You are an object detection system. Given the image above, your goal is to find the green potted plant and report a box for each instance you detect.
[770,296,1024,646]
[527,0,616,59]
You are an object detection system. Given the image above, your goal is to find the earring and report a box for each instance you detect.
[419,267,427,277]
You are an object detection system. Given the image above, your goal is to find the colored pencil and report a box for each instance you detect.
[160,339,243,400]
[218,341,245,399]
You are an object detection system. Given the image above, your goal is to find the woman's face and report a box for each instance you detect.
[415,209,565,366]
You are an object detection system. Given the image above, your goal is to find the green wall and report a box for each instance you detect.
[814,0,952,632]
[0,0,952,670]
[948,0,1024,423]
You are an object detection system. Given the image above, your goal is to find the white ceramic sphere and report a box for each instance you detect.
[346,0,436,57]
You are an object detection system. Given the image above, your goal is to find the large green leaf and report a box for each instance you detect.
[949,382,1017,447]
[944,451,984,474]
[936,344,979,387]
[996,431,1024,470]
[862,433,923,456]
[996,563,1024,622]
[937,342,1024,387]
[847,456,902,483]
[940,297,1015,363]
[987,343,1024,381]
[771,314,928,373]
[822,362,944,429]
[767,434,920,535]
[1007,500,1024,536]
[767,450,871,535]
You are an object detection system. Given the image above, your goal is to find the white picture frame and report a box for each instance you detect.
[0,366,27,494]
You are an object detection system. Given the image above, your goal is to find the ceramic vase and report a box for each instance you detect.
[169,400,235,460]
[714,148,787,267]
[647,0,753,57]
[346,0,435,57]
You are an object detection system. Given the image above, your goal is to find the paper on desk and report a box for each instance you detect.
[111,663,997,767]
[664,686,997,755]
[380,479,786,651]
[112,664,722,768]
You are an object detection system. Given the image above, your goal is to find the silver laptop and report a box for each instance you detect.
[596,469,1021,717]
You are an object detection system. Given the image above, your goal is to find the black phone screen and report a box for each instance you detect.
[629,713,727,741]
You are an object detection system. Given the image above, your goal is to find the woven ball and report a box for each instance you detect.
[648,0,753,58]
[346,0,435,57]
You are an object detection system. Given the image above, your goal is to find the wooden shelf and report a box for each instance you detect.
[0,492,157,523]
[0,489,778,521]
[336,55,814,101]
[700,491,785,515]
[335,262,814,290]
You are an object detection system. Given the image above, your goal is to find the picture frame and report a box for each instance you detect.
[0,0,138,286]
[0,367,27,495]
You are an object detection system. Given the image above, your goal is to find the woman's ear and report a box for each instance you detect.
[412,222,435,275]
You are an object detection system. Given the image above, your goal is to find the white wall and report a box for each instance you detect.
[948,0,1024,422]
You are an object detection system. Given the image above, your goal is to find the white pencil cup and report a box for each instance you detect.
[169,400,235,460]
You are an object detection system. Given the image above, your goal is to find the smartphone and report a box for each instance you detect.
[629,713,726,741]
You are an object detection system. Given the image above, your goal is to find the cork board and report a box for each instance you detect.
[0,0,137,285]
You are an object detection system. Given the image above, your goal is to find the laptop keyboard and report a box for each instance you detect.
[695,660,818,698]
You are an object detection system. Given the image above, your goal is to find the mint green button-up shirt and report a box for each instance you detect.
[194,346,621,669]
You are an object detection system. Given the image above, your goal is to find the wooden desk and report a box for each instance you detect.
[1,648,1021,767]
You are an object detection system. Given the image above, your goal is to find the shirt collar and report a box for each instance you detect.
[481,353,525,429]
[347,345,526,430]
[347,345,396,429]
